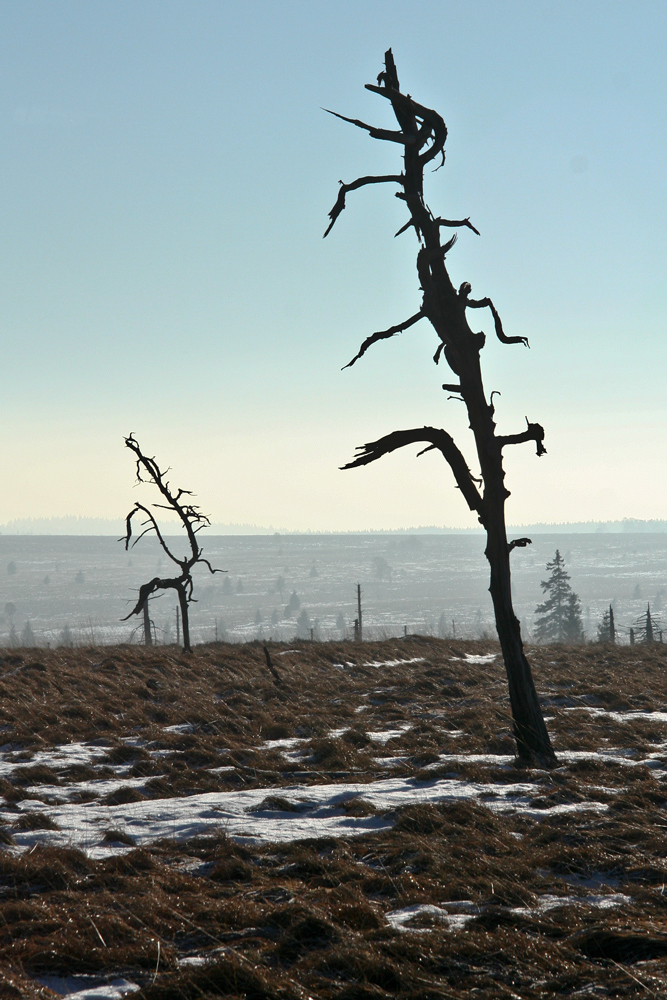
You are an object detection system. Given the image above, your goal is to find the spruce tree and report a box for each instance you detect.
[21,620,36,647]
[534,550,583,643]
[563,591,585,643]
[596,605,616,643]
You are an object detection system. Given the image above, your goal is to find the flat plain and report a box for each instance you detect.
[1,637,667,999]
[1,532,666,646]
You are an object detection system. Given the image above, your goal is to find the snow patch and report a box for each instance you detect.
[386,892,631,933]
[450,653,497,665]
[366,724,412,743]
[363,657,426,668]
[32,976,139,999]
[2,771,608,857]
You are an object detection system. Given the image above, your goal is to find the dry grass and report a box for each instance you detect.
[1,638,667,997]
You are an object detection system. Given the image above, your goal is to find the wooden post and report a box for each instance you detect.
[176,606,180,647]
[357,583,363,641]
[609,605,615,644]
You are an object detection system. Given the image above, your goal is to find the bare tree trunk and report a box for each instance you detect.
[177,584,191,653]
[485,522,554,763]
[143,600,153,646]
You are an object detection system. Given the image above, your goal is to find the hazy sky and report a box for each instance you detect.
[1,0,665,531]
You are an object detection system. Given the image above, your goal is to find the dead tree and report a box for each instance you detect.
[633,604,662,644]
[325,50,556,766]
[121,434,223,653]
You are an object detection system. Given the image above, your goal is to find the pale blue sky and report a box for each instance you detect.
[1,0,665,530]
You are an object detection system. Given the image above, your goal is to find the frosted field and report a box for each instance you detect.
[0,531,665,646]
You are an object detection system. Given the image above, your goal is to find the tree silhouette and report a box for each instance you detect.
[633,604,662,644]
[325,50,555,765]
[296,607,311,639]
[597,604,616,643]
[285,590,300,618]
[563,591,585,643]
[534,550,583,643]
[21,621,36,647]
[121,434,223,653]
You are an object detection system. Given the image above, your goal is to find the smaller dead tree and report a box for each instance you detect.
[121,434,223,652]
[633,604,662,645]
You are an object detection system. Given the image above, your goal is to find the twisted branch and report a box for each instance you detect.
[323,174,403,237]
[342,426,484,517]
[460,285,529,347]
[498,419,546,456]
[436,217,480,236]
[343,310,425,368]
[323,108,413,145]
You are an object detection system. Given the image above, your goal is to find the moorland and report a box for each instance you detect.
[1,637,667,998]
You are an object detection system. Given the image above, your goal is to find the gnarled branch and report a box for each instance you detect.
[364,82,448,166]
[323,174,403,237]
[508,537,532,553]
[459,284,529,348]
[498,418,546,456]
[436,217,481,236]
[122,576,179,621]
[342,426,484,516]
[323,108,414,146]
[123,502,182,568]
[343,310,424,369]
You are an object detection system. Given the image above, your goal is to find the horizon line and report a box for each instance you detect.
[0,515,665,536]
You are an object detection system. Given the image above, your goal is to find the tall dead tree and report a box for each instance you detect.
[121,434,223,653]
[325,50,556,766]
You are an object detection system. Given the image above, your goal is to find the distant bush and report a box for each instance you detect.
[21,621,36,647]
[59,625,74,647]
[285,590,300,617]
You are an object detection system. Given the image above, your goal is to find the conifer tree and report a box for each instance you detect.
[20,620,36,647]
[534,550,583,643]
[563,591,585,643]
[596,605,616,643]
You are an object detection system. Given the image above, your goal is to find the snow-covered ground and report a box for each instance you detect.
[4,740,657,858]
